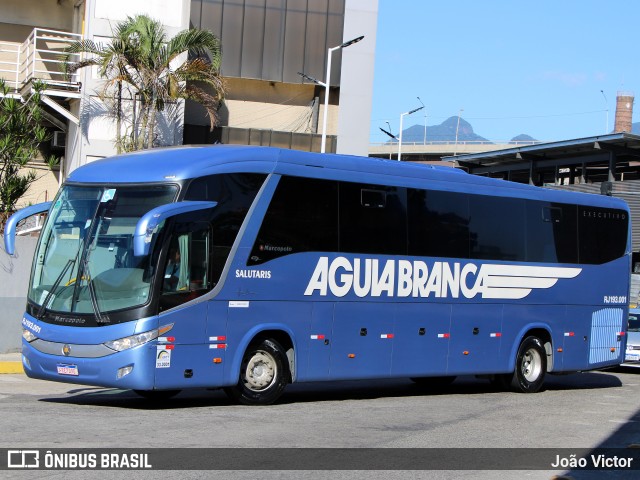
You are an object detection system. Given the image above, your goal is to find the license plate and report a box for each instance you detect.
[56,364,79,376]
[625,352,640,362]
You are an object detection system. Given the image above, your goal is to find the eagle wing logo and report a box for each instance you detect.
[479,264,582,299]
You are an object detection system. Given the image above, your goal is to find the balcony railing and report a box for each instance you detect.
[0,28,82,95]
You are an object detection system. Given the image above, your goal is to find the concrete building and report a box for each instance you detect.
[188,0,377,157]
[0,0,377,354]
[0,0,378,204]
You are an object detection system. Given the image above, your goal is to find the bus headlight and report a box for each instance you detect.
[23,328,38,343]
[103,324,173,352]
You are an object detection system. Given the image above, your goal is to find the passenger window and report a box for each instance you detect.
[469,195,526,261]
[159,221,210,311]
[527,202,578,263]
[185,173,267,282]
[578,206,628,264]
[249,176,339,265]
[408,188,470,258]
[340,182,407,255]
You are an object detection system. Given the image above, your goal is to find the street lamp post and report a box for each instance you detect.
[423,113,427,145]
[319,35,364,153]
[379,121,398,160]
[454,108,464,156]
[297,35,364,154]
[398,104,424,161]
[386,121,395,159]
[417,97,426,144]
[600,90,609,134]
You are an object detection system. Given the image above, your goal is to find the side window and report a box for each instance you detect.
[408,188,470,258]
[185,173,266,282]
[469,195,526,261]
[526,202,578,263]
[578,206,628,264]
[249,176,339,265]
[339,182,407,255]
[160,221,210,311]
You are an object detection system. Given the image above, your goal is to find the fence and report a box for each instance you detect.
[0,28,81,93]
[0,236,37,353]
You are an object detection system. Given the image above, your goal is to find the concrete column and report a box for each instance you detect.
[336,0,378,156]
[608,151,616,182]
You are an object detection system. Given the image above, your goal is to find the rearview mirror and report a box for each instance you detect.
[133,201,217,257]
[3,202,52,255]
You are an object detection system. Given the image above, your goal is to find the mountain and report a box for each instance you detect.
[510,134,538,143]
[392,116,538,144]
[393,116,490,143]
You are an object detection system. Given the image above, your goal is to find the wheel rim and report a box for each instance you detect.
[242,350,277,391]
[521,347,542,382]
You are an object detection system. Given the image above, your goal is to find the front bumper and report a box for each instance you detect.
[22,339,156,390]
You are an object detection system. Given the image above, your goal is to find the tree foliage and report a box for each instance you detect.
[63,14,225,152]
[0,79,57,220]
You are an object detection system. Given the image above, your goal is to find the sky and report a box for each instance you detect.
[369,0,640,144]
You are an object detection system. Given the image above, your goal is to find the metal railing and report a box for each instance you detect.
[370,140,544,147]
[0,28,82,94]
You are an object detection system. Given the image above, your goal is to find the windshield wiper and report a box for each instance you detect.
[36,258,75,319]
[82,259,109,324]
[40,213,96,319]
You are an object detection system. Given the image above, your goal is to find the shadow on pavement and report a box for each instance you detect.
[38,370,623,410]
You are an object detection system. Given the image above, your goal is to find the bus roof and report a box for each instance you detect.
[66,145,628,210]
[67,145,460,183]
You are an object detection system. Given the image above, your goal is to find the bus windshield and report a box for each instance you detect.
[29,184,177,319]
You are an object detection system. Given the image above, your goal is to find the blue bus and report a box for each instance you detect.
[4,145,631,404]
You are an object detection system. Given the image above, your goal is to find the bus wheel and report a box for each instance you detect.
[225,338,289,405]
[133,389,181,401]
[509,336,547,393]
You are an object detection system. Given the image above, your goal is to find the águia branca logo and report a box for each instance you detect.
[304,257,581,299]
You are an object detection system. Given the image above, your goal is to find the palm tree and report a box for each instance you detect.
[62,33,136,153]
[63,14,225,151]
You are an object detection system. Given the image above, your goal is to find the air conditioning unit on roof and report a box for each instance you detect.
[52,131,66,148]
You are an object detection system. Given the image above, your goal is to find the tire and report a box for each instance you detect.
[224,338,290,405]
[133,389,181,401]
[410,376,456,387]
[507,336,547,393]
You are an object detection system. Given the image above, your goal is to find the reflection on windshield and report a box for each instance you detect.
[629,315,640,332]
[29,184,177,319]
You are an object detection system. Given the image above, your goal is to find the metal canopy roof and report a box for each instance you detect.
[443,132,640,178]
